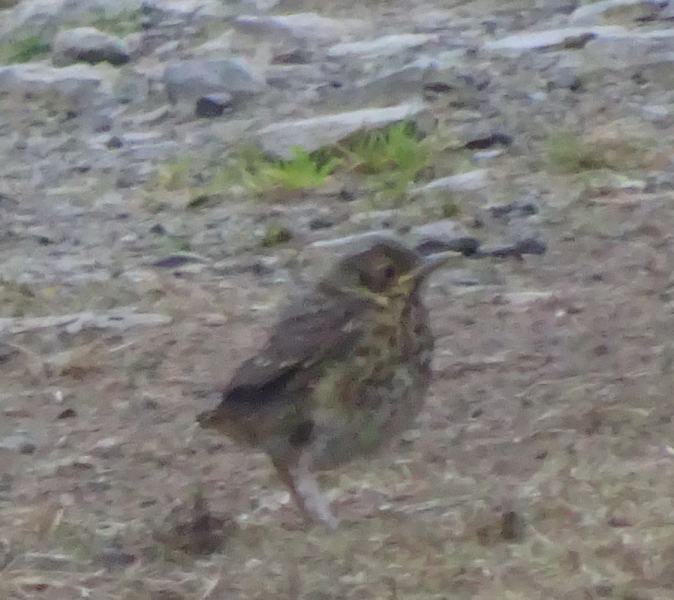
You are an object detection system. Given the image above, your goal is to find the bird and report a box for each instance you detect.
[197,235,460,528]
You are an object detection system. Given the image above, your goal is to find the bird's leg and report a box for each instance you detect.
[275,453,339,529]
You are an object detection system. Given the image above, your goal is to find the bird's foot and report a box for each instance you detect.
[290,470,339,529]
[278,457,339,529]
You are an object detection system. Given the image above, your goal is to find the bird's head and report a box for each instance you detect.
[320,237,460,302]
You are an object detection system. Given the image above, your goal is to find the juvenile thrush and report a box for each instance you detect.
[198,236,458,528]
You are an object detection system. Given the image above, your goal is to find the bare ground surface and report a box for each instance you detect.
[3,3,674,600]
[3,171,674,600]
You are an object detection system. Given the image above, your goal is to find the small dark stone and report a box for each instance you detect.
[77,49,130,67]
[483,20,498,35]
[479,237,547,259]
[261,223,293,247]
[415,237,480,257]
[152,253,206,268]
[465,132,512,150]
[501,510,525,541]
[519,202,538,216]
[149,223,166,235]
[195,93,234,118]
[97,547,136,569]
[568,77,584,92]
[513,237,547,256]
[488,201,538,219]
[271,49,312,64]
[57,408,77,419]
[309,217,334,230]
[106,136,123,149]
[562,32,596,50]
[424,82,454,94]
[339,185,358,202]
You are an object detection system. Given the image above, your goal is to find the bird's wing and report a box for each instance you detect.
[199,295,371,430]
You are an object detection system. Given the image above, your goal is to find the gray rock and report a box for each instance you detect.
[326,33,438,60]
[320,58,435,109]
[142,0,233,23]
[163,59,265,105]
[0,430,37,454]
[484,26,627,52]
[233,13,361,46]
[233,13,365,64]
[569,0,662,26]
[415,170,490,193]
[52,27,130,67]
[91,437,124,458]
[238,0,281,13]
[408,220,480,256]
[256,100,426,160]
[309,230,398,249]
[131,105,172,127]
[0,63,105,112]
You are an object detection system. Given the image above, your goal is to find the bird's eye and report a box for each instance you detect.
[384,266,396,280]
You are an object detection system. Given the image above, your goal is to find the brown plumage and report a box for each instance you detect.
[198,236,459,527]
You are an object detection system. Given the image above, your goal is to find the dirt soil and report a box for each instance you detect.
[3,171,674,600]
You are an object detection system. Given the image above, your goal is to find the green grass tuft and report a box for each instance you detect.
[341,121,431,180]
[0,35,51,64]
[240,146,342,195]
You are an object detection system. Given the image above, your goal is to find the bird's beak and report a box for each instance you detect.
[399,251,463,285]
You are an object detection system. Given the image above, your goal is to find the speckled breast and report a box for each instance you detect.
[309,294,435,471]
